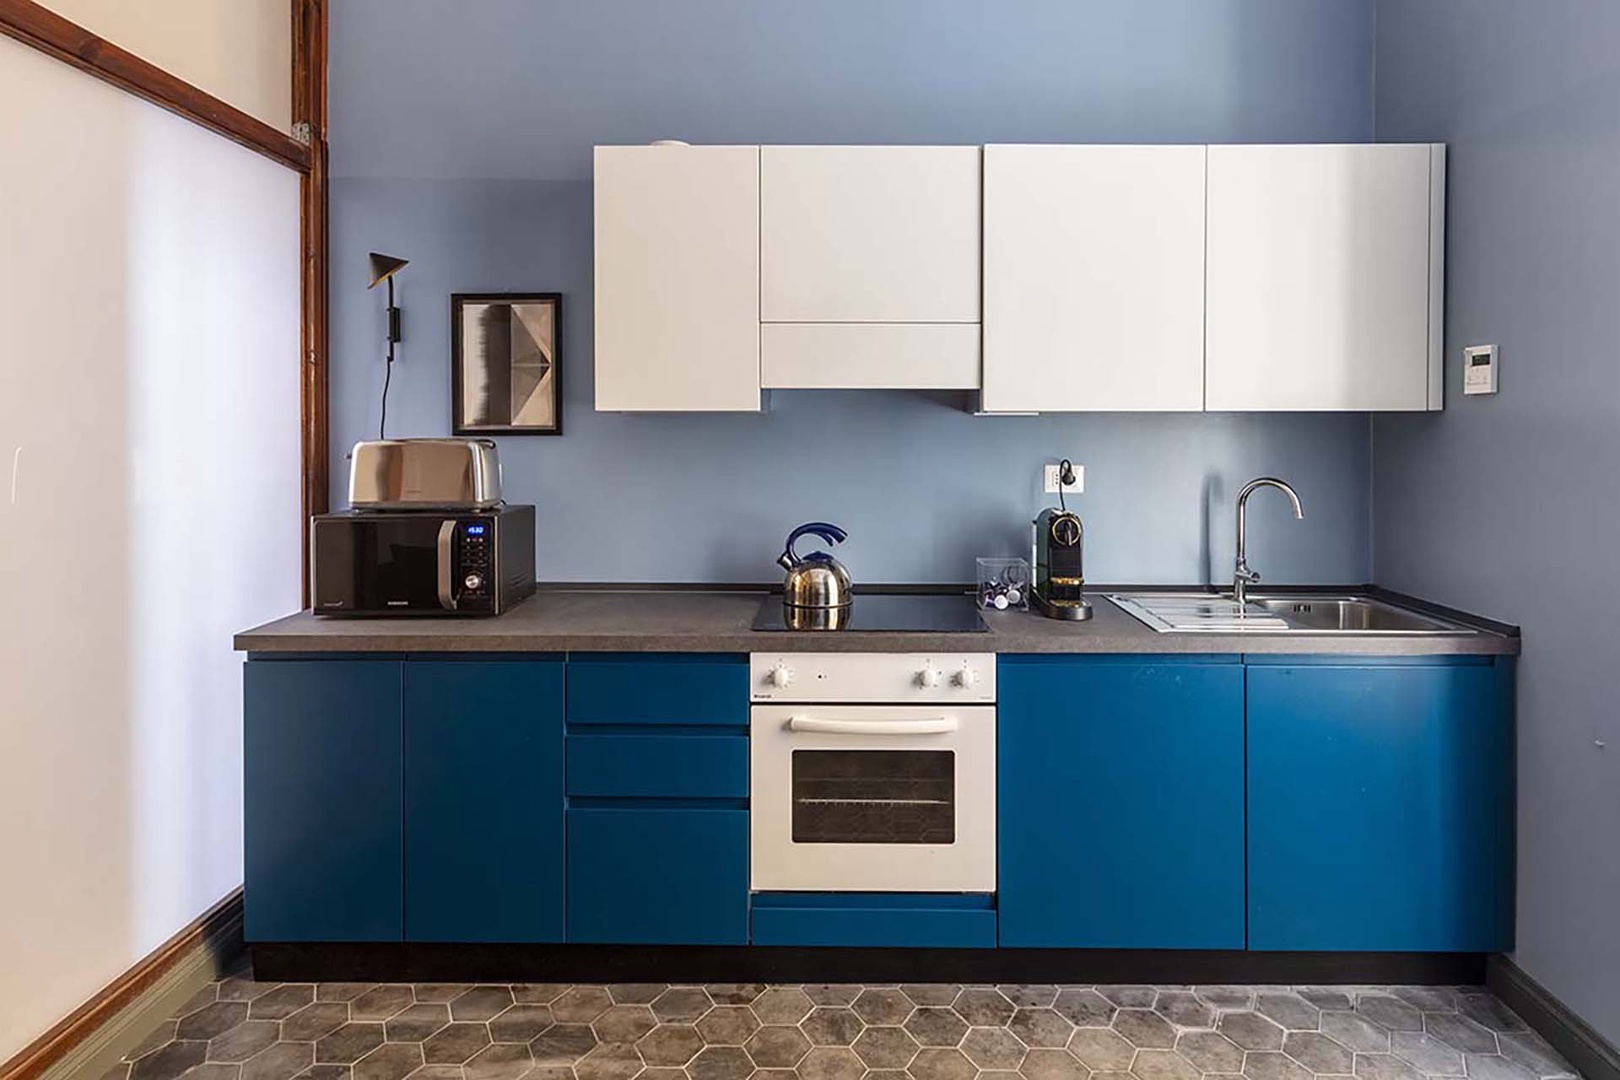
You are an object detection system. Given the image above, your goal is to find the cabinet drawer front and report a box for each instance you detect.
[568,734,748,799]
[751,893,996,948]
[567,656,748,726]
[567,807,749,944]
[761,323,980,390]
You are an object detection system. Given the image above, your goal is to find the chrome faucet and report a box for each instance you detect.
[1233,477,1304,607]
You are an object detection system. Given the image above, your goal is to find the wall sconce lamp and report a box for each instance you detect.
[367,252,409,438]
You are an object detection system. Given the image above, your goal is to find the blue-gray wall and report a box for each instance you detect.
[330,0,1377,584]
[1374,0,1620,1044]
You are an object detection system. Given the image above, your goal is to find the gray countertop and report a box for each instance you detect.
[235,588,1518,656]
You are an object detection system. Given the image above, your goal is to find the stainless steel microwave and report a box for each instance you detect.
[310,505,535,617]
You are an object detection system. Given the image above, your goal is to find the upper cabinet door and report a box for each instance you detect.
[594,145,761,411]
[1205,144,1445,412]
[982,144,1207,413]
[760,146,980,323]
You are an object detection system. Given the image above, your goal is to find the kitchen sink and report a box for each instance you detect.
[1106,592,1475,635]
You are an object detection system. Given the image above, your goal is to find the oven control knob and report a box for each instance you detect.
[954,667,979,688]
[918,666,941,688]
[463,572,484,592]
[769,663,794,688]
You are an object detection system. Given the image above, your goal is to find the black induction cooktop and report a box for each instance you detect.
[752,593,988,633]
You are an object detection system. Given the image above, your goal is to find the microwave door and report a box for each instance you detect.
[314,517,448,612]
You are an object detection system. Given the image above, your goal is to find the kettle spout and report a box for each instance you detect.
[776,551,799,572]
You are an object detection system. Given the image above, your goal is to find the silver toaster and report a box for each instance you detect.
[348,438,503,509]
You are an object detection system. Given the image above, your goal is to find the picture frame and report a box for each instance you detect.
[451,292,562,436]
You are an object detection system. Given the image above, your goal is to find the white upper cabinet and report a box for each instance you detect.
[594,145,761,411]
[1205,143,1446,412]
[982,144,1207,413]
[760,146,981,324]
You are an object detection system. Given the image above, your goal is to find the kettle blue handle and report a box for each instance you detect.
[784,521,847,561]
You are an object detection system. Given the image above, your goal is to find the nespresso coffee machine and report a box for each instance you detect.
[1032,506,1093,621]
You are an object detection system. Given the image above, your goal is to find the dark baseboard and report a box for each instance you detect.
[1489,956,1620,1080]
[1,890,244,1080]
[252,942,1484,986]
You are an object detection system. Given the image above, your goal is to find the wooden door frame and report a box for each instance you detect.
[0,0,329,602]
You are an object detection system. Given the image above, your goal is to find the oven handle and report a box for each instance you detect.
[787,716,958,736]
[436,520,458,610]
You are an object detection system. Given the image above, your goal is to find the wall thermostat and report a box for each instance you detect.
[1463,345,1498,395]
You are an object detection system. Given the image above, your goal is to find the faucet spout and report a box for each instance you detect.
[1233,477,1305,607]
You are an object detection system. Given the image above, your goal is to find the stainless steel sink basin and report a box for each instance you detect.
[1106,592,1475,635]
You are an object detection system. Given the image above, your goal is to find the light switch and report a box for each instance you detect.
[1463,345,1498,395]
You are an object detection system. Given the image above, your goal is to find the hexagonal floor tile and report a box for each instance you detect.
[593,1005,657,1044]
[797,1046,865,1080]
[421,1023,491,1065]
[1243,1050,1314,1080]
[999,986,1060,1009]
[488,1003,554,1043]
[1323,1011,1393,1054]
[909,1046,977,1080]
[1255,994,1320,1033]
[1356,995,1424,1033]
[1175,1031,1244,1074]
[853,1026,921,1069]
[550,987,613,1025]
[1010,1009,1074,1049]
[450,987,516,1023]
[638,1023,706,1066]
[1068,1028,1138,1072]
[695,1005,760,1046]
[901,986,962,1007]
[904,1007,968,1048]
[853,989,915,1027]
[1218,1011,1285,1052]
[803,986,863,1007]
[1283,1030,1355,1074]
[801,1007,864,1047]
[651,987,713,1023]
[316,1024,386,1065]
[962,1026,1026,1070]
[1153,991,1214,1031]
[1131,1048,1202,1080]
[1391,1031,1467,1076]
[572,1043,639,1080]
[1113,1009,1176,1049]
[752,987,814,1025]
[745,1025,812,1068]
[350,988,415,1022]
[384,1003,451,1042]
[1020,1047,1087,1080]
[352,1042,422,1080]
[953,989,1016,1028]
[687,1045,754,1080]
[465,1043,534,1080]
[529,1023,598,1065]
[608,984,669,1005]
[1054,989,1116,1029]
[705,985,766,1006]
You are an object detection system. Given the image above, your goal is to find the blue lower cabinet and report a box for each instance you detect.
[752,894,996,948]
[997,656,1247,949]
[244,659,403,942]
[404,659,565,942]
[567,805,749,944]
[1247,658,1514,952]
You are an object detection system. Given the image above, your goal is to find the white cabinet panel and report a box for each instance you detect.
[761,146,980,324]
[1205,143,1444,412]
[761,323,980,390]
[982,144,1206,413]
[594,145,761,411]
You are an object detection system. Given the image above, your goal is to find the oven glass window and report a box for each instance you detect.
[791,750,955,844]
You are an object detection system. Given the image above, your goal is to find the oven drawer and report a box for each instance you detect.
[567,733,747,799]
[567,655,748,726]
[566,806,749,944]
[751,892,996,948]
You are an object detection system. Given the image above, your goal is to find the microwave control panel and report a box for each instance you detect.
[454,519,495,611]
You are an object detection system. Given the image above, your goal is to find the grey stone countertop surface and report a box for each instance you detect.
[236,587,1519,656]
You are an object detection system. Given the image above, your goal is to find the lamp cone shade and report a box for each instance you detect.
[368,252,409,288]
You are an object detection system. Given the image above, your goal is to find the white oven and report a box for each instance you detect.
[749,653,996,893]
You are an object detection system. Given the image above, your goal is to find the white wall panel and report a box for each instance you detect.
[39,0,292,131]
[0,35,301,1061]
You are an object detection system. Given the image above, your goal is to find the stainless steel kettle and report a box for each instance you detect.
[777,522,852,610]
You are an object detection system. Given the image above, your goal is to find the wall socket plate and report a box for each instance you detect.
[1043,463,1084,494]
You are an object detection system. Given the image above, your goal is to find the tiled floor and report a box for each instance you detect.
[107,975,1582,1080]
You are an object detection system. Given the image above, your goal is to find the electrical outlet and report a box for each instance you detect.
[1043,463,1084,495]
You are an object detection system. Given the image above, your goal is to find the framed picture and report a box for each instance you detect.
[451,292,562,435]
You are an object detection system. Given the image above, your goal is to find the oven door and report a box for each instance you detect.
[749,704,996,892]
